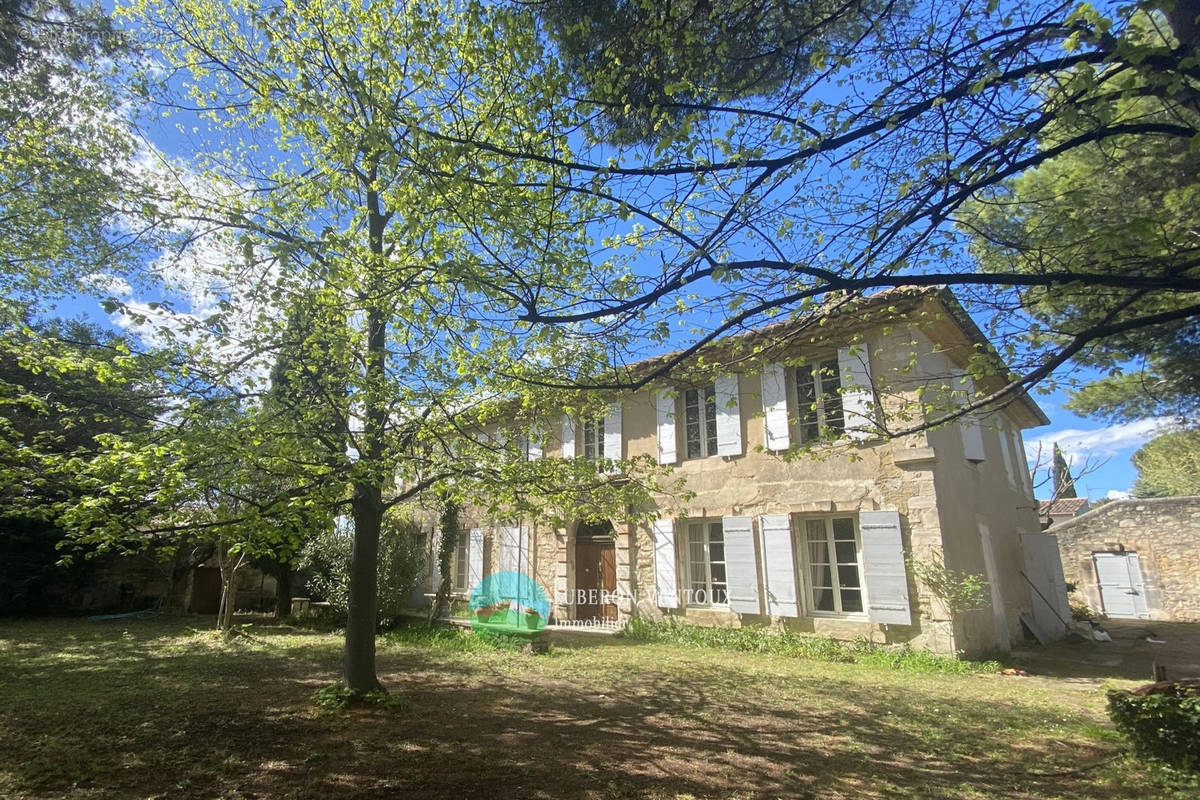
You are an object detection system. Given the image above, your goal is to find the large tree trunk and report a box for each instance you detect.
[344,485,384,692]
[342,219,388,691]
[341,174,390,695]
[274,564,293,620]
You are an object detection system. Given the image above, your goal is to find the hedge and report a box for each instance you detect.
[1107,680,1200,771]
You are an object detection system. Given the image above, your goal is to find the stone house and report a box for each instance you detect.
[1039,497,1091,529]
[1051,496,1200,621]
[440,288,1066,657]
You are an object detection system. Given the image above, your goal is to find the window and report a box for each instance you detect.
[453,533,469,592]
[684,385,718,459]
[794,359,843,441]
[803,517,864,615]
[581,417,604,460]
[685,520,728,606]
[513,431,543,461]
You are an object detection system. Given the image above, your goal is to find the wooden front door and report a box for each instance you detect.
[575,524,617,622]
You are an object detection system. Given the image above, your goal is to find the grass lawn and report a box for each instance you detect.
[0,616,1191,799]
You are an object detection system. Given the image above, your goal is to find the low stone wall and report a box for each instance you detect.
[1051,497,1200,622]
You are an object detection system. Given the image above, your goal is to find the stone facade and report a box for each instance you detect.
[444,289,1059,657]
[1051,497,1200,622]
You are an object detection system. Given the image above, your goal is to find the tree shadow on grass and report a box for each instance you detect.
[0,619,1155,800]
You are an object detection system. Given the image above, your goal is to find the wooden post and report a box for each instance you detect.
[1153,662,1167,682]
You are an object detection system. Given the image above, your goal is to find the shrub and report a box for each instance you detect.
[1107,682,1200,771]
[1070,599,1096,621]
[620,618,999,675]
[298,511,426,625]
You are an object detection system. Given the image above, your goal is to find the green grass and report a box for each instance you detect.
[0,615,1192,799]
[620,617,1000,674]
[381,621,533,652]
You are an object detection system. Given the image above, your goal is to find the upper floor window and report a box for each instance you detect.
[803,516,863,615]
[795,359,844,441]
[581,417,605,460]
[684,385,718,459]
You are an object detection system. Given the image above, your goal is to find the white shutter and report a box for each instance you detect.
[722,516,760,615]
[961,418,985,460]
[859,510,912,625]
[527,426,544,460]
[656,390,677,465]
[1011,427,1033,496]
[714,375,743,456]
[561,414,576,459]
[997,421,1017,486]
[759,514,799,617]
[604,402,623,460]
[956,373,986,462]
[497,525,520,573]
[467,528,484,588]
[838,345,876,440]
[760,364,790,451]
[652,519,679,609]
[431,529,443,588]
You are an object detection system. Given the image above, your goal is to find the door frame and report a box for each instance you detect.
[573,520,617,622]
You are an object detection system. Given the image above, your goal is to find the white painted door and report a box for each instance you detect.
[1020,533,1070,640]
[1093,552,1149,619]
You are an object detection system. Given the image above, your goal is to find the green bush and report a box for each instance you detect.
[620,617,999,674]
[298,511,426,625]
[1107,685,1200,771]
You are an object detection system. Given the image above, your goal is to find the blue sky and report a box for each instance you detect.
[1022,384,1165,501]
[57,0,1162,501]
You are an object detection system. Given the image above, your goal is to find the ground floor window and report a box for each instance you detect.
[803,516,863,614]
[453,532,469,592]
[685,520,728,606]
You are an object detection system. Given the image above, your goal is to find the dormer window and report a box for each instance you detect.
[684,385,718,459]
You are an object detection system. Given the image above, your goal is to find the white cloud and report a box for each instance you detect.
[1106,490,1133,501]
[102,144,293,391]
[82,273,133,298]
[1024,417,1173,465]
